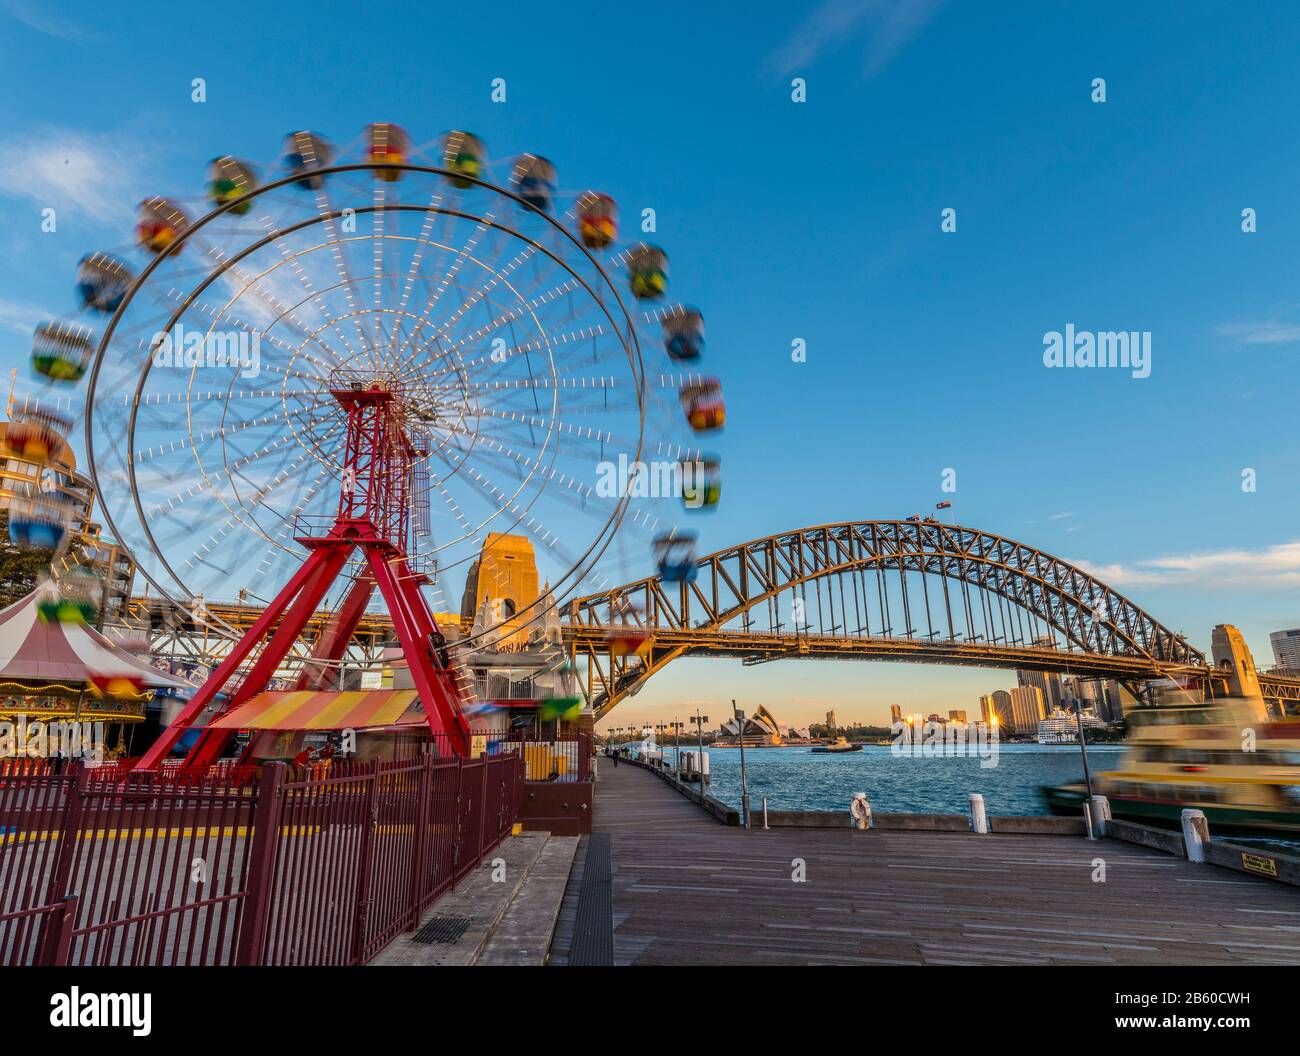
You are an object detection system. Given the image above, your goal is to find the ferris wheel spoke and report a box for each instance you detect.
[146,285,340,381]
[393,187,449,321]
[400,254,578,383]
[450,323,608,378]
[433,276,584,363]
[389,208,502,369]
[147,431,304,519]
[189,234,345,371]
[253,214,372,370]
[305,188,380,370]
[178,447,330,585]
[439,221,546,334]
[133,400,331,466]
[247,461,335,591]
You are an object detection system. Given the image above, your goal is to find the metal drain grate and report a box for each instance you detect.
[412,916,472,945]
[570,833,613,966]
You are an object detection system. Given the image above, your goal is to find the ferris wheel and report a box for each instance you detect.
[29,124,726,659]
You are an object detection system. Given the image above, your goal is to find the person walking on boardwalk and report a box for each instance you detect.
[612,745,619,766]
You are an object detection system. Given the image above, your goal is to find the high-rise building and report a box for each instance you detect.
[1270,629,1300,673]
[979,690,1012,728]
[1008,686,1046,736]
[827,709,839,730]
[888,705,901,725]
[1017,668,1062,713]
[948,709,967,723]
[1015,636,1064,712]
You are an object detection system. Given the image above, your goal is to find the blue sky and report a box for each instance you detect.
[1,0,1299,727]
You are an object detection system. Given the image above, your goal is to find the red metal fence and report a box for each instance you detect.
[0,752,522,966]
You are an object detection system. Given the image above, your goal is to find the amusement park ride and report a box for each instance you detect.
[135,372,473,768]
[13,124,728,764]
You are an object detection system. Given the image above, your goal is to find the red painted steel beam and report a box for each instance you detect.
[185,542,354,768]
[367,547,469,756]
[135,549,335,770]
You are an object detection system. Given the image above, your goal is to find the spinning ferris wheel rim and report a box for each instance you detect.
[144,208,578,575]
[83,161,651,644]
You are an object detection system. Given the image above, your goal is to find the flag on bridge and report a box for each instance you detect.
[936,501,952,510]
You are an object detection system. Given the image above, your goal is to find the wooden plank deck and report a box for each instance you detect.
[592,762,1300,966]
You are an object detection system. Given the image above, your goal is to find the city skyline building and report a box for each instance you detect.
[1270,629,1300,673]
[979,689,1013,729]
[1008,686,1047,736]
[1016,641,1064,713]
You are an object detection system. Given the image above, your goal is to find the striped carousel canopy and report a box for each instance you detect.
[0,588,189,690]
[208,690,422,731]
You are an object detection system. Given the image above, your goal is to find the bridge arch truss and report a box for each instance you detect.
[565,520,1206,719]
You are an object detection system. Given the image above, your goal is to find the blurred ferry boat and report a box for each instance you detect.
[1043,700,1300,834]
[811,736,862,754]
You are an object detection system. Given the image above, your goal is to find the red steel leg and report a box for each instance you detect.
[366,546,469,755]
[185,542,354,767]
[135,548,335,771]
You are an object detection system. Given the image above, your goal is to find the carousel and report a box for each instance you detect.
[0,583,189,761]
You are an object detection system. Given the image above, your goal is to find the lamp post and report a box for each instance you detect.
[1070,693,1095,799]
[733,699,751,829]
[691,707,709,783]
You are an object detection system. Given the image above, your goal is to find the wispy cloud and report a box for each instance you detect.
[0,126,149,224]
[765,0,944,79]
[1217,318,1300,346]
[0,296,56,336]
[1074,540,1300,590]
[0,0,86,41]
[1048,511,1076,521]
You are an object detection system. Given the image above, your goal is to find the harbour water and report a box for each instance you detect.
[659,743,1124,816]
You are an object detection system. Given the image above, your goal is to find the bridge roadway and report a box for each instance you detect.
[584,763,1300,966]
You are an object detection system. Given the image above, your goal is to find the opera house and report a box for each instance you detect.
[714,704,804,747]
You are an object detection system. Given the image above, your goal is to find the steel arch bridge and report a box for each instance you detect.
[564,520,1212,720]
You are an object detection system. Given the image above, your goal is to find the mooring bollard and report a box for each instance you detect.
[850,791,872,830]
[1087,795,1111,839]
[969,793,988,834]
[762,796,769,830]
[1181,808,1210,862]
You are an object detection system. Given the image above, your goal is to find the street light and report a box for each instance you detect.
[690,707,709,784]
[733,699,751,829]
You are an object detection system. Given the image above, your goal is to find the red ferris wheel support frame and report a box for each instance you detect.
[135,377,471,770]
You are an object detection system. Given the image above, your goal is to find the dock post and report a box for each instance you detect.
[762,797,769,830]
[969,793,988,834]
[1180,808,1210,862]
[1087,795,1111,839]
[850,792,872,830]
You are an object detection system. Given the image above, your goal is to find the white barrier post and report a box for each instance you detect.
[969,793,989,834]
[1181,808,1210,863]
[762,796,769,830]
[1087,795,1111,839]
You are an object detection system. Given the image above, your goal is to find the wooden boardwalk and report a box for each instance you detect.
[591,762,1300,966]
